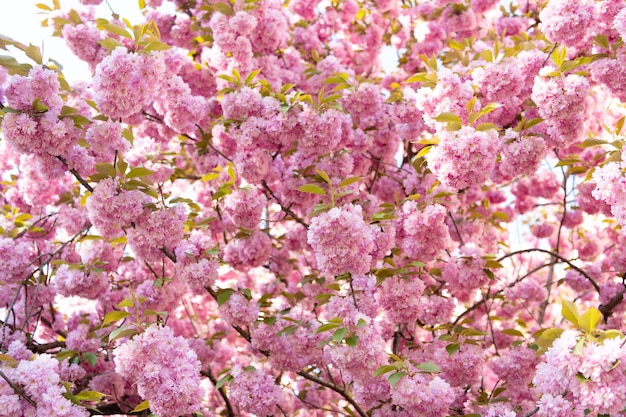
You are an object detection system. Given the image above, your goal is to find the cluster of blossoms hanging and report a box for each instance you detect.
[2,0,626,415]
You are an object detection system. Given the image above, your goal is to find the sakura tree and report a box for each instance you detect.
[2,0,626,415]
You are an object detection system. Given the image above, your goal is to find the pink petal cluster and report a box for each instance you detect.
[86,178,151,237]
[539,0,596,47]
[428,126,500,190]
[396,202,450,262]
[229,364,284,416]
[222,188,266,229]
[307,204,375,276]
[93,47,166,120]
[531,71,590,147]
[113,325,203,416]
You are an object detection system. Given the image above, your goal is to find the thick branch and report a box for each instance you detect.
[497,248,600,292]
[202,369,235,417]
[56,156,94,193]
[261,181,309,228]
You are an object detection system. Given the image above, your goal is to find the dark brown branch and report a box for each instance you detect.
[497,248,600,292]
[599,286,626,321]
[56,156,94,193]
[261,181,309,228]
[202,369,235,417]
[0,369,37,407]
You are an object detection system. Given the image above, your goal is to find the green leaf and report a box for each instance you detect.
[577,138,608,148]
[98,37,124,50]
[131,400,150,413]
[126,167,154,179]
[75,390,105,401]
[215,374,233,389]
[102,310,131,327]
[216,289,235,306]
[142,41,171,52]
[25,44,43,65]
[102,23,133,39]
[534,328,565,351]
[446,343,460,355]
[388,371,406,387]
[332,328,347,342]
[523,118,543,130]
[562,299,580,326]
[373,364,398,377]
[337,176,360,188]
[81,352,98,366]
[616,116,625,136]
[215,2,235,14]
[416,361,440,373]
[297,184,326,195]
[434,112,462,124]
[108,326,138,342]
[316,169,331,184]
[316,322,342,333]
[578,307,602,333]
[501,329,524,337]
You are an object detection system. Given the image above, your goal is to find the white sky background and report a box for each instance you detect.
[0,0,144,81]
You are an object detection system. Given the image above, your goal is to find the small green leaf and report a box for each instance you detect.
[501,329,524,337]
[102,23,133,39]
[142,41,170,52]
[578,307,602,333]
[25,44,43,65]
[126,167,154,179]
[434,112,462,124]
[446,343,460,355]
[131,400,150,413]
[108,326,138,342]
[562,299,580,326]
[416,361,440,373]
[297,184,326,195]
[337,176,361,188]
[102,311,131,327]
[345,335,359,346]
[75,390,105,401]
[332,328,346,342]
[81,352,98,366]
[388,371,406,387]
[373,364,398,377]
[215,374,233,389]
[316,322,342,333]
[216,289,235,306]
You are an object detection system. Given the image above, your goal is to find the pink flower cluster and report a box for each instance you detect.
[93,47,166,120]
[428,126,500,190]
[531,71,590,147]
[86,177,151,237]
[229,364,284,415]
[390,370,455,417]
[539,0,596,47]
[395,202,450,263]
[0,354,89,417]
[218,292,259,327]
[533,329,626,415]
[2,66,80,156]
[307,204,375,276]
[222,188,266,229]
[113,325,203,416]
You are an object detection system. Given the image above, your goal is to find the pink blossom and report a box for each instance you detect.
[114,325,203,416]
[229,364,284,415]
[539,0,596,47]
[307,204,375,276]
[428,126,501,190]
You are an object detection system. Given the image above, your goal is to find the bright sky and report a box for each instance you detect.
[0,0,144,81]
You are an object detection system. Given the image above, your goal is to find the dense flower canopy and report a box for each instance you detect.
[1,0,626,416]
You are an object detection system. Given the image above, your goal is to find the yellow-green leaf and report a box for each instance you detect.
[578,307,602,333]
[131,400,150,413]
[75,390,105,401]
[126,167,154,178]
[562,299,580,326]
[297,184,326,195]
[102,310,131,327]
[102,23,133,39]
